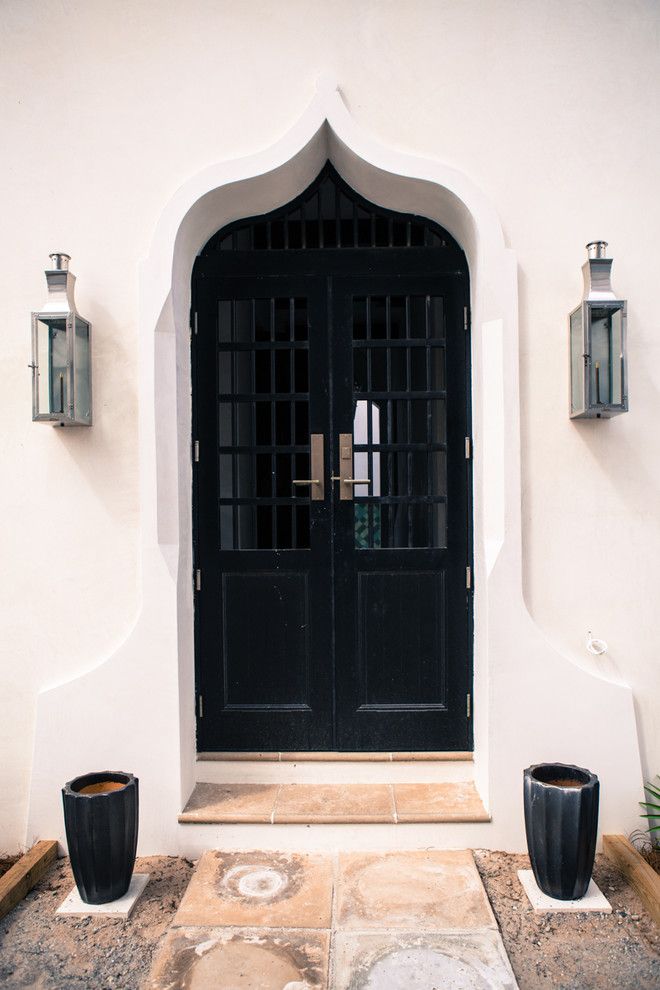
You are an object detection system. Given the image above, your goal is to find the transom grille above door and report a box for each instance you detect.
[202,164,450,254]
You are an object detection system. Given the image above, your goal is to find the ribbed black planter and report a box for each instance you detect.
[62,771,139,905]
[523,763,599,901]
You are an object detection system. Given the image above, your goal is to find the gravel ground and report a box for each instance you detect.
[474,850,660,990]
[0,856,193,990]
[0,850,657,988]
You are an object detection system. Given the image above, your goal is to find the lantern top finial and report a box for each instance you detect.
[582,242,615,301]
[586,241,608,260]
[49,253,71,271]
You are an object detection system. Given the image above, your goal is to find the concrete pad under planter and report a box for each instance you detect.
[332,929,518,990]
[517,870,611,913]
[146,926,330,990]
[172,850,333,929]
[56,873,150,919]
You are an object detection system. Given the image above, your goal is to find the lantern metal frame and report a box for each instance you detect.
[30,253,92,426]
[569,241,628,420]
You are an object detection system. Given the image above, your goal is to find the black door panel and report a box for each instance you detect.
[192,165,472,753]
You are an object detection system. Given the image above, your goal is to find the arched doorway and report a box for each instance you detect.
[192,163,472,753]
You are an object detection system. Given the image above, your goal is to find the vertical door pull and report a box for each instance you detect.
[331,434,370,500]
[292,433,324,500]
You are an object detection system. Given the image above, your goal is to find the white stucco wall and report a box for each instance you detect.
[1,0,658,853]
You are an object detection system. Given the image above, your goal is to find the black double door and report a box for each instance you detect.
[193,267,472,752]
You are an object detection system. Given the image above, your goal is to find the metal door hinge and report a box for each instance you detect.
[193,439,200,463]
[198,695,204,718]
[467,693,471,718]
[463,306,469,331]
[465,437,472,460]
[195,568,202,591]
[466,565,472,590]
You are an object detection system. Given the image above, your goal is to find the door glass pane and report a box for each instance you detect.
[352,294,447,549]
[218,297,310,550]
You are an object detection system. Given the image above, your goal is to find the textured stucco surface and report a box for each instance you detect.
[0,0,659,850]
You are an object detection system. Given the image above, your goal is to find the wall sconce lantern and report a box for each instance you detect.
[569,241,627,419]
[30,253,91,426]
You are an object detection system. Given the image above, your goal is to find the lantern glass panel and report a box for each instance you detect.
[570,307,584,415]
[589,305,624,407]
[36,317,68,415]
[610,308,623,406]
[74,316,91,422]
[590,307,612,405]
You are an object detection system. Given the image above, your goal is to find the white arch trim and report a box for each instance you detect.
[27,79,642,853]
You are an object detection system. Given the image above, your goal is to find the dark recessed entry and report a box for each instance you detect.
[192,164,472,752]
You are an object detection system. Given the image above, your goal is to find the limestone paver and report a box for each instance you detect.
[393,781,490,821]
[336,850,497,930]
[146,848,518,989]
[146,926,330,989]
[273,783,395,822]
[178,783,279,823]
[173,850,333,929]
[331,929,518,990]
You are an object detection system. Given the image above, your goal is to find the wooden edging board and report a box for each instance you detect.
[0,840,58,921]
[603,833,660,926]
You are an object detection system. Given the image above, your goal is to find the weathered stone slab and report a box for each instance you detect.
[146,926,330,989]
[332,929,518,990]
[336,850,497,931]
[173,850,333,929]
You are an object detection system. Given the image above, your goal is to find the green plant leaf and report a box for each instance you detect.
[639,802,660,811]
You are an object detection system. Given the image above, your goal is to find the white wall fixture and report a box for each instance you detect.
[30,253,92,426]
[569,241,628,419]
[586,632,608,656]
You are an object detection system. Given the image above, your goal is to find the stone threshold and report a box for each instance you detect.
[198,751,473,762]
[179,781,489,825]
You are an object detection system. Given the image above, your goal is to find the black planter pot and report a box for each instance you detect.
[62,770,139,905]
[523,763,599,901]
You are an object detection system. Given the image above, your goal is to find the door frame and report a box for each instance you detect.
[192,262,472,753]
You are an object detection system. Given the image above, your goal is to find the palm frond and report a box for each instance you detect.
[641,775,660,845]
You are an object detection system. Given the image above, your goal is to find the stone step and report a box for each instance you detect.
[179,781,489,826]
[198,751,473,761]
[195,755,475,785]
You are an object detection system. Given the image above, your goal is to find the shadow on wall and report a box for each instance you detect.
[49,299,139,524]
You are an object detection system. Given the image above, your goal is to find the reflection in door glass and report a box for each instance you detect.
[352,294,447,549]
[354,399,381,548]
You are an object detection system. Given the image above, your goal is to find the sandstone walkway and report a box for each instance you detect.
[146,848,518,988]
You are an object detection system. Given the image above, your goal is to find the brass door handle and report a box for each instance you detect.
[331,476,370,484]
[295,434,324,500]
[334,434,370,500]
